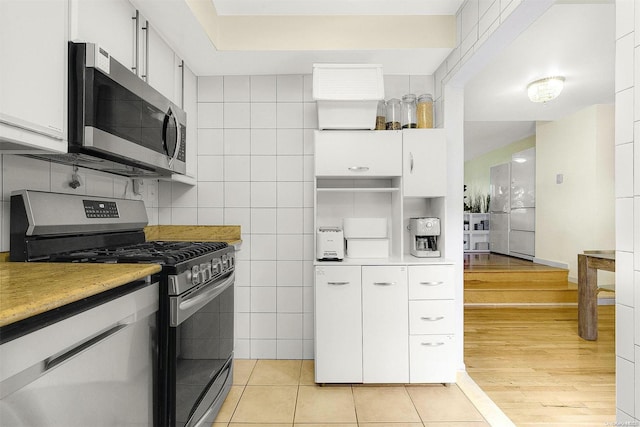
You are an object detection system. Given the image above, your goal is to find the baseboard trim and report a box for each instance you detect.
[457,371,516,427]
[533,257,569,270]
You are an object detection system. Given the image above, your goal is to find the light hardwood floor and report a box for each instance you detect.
[464,305,615,426]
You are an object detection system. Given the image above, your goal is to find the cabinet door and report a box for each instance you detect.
[69,0,136,73]
[314,266,362,383]
[147,24,176,102]
[409,334,456,383]
[182,63,197,178]
[0,0,67,150]
[315,130,402,177]
[402,129,447,197]
[408,265,454,300]
[362,266,408,383]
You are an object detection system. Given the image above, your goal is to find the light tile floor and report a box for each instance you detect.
[213,360,491,427]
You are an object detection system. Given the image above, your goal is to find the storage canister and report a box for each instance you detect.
[401,94,417,129]
[375,100,386,130]
[385,98,401,130]
[417,93,433,128]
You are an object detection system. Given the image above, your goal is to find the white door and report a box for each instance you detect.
[314,266,362,383]
[402,129,447,197]
[362,266,408,383]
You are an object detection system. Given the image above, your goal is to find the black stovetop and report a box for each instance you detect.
[47,241,229,265]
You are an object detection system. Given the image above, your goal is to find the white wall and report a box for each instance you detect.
[535,104,615,281]
[614,0,640,422]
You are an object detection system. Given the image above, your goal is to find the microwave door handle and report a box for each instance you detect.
[169,117,182,168]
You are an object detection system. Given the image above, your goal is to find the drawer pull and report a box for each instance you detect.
[421,342,445,347]
[348,166,370,173]
[419,281,444,286]
[327,281,349,286]
[373,282,395,286]
[420,316,444,322]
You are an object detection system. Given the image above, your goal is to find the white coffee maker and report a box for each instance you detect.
[409,217,441,258]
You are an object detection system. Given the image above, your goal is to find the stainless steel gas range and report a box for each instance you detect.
[10,189,235,427]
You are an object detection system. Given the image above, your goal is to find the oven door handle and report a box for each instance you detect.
[171,271,235,326]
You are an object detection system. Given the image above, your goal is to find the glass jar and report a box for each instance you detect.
[401,94,417,129]
[375,100,386,130]
[385,98,401,130]
[417,93,434,129]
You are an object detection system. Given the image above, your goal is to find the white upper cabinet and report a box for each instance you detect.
[402,129,447,197]
[182,62,197,180]
[69,0,137,74]
[146,24,176,103]
[0,0,67,152]
[315,130,402,177]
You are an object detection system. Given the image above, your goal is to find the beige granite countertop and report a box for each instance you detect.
[144,225,242,246]
[0,263,161,328]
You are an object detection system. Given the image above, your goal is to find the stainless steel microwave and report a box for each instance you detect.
[30,42,186,177]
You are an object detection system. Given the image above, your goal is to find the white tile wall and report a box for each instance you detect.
[616,1,640,420]
[185,72,436,359]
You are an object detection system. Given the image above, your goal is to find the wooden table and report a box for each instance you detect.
[578,251,615,340]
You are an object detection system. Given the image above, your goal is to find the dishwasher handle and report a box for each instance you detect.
[44,323,129,371]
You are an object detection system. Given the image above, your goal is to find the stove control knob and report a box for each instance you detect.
[200,262,212,282]
[191,265,200,285]
[222,254,229,270]
[212,259,221,276]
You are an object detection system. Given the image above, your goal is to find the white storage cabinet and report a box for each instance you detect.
[463,213,490,253]
[314,266,362,383]
[315,130,402,177]
[408,265,456,383]
[362,266,408,383]
[402,129,447,197]
[0,0,68,152]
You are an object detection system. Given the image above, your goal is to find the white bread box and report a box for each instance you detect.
[312,64,384,130]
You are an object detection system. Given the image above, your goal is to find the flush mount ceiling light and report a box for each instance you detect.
[527,76,565,103]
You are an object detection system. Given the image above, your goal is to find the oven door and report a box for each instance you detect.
[168,271,234,427]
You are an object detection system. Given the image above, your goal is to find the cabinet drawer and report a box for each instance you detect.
[408,265,454,300]
[409,300,455,335]
[315,130,402,177]
[409,334,456,383]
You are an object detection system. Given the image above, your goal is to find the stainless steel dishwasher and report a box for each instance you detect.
[0,281,159,426]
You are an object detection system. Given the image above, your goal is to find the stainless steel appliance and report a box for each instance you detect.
[0,282,159,427]
[408,217,440,258]
[27,42,186,177]
[9,190,234,427]
[489,162,510,255]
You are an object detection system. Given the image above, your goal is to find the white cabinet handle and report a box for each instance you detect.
[327,281,349,286]
[410,152,414,173]
[348,166,369,173]
[421,342,445,347]
[420,316,444,322]
[419,281,444,286]
[373,282,395,286]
